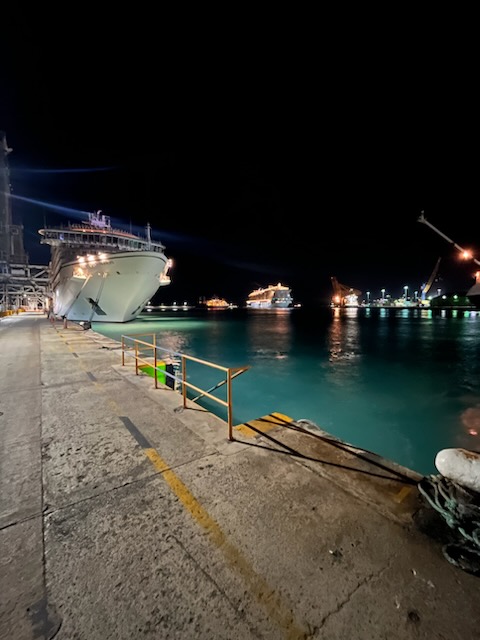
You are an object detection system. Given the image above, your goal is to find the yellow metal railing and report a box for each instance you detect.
[121,333,249,440]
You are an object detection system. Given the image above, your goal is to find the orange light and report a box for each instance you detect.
[461,250,472,260]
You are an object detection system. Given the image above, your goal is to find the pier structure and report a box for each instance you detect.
[0,131,49,313]
[2,312,480,639]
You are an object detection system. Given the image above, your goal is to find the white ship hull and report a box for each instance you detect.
[53,251,169,323]
[246,299,292,309]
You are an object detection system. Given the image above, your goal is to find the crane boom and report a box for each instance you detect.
[418,212,480,268]
[421,257,441,297]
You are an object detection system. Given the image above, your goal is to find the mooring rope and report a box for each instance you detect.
[418,474,480,576]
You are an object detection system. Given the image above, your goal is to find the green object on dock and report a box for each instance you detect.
[139,361,167,384]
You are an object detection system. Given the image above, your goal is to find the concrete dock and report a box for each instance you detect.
[1,312,480,640]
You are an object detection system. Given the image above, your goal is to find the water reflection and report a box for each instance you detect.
[327,308,361,370]
[246,309,293,362]
[461,406,480,437]
[94,316,199,355]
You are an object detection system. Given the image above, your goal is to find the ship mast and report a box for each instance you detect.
[146,223,152,249]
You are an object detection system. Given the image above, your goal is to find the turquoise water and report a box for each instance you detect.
[92,306,480,476]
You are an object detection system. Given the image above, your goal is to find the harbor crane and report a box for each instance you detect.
[418,212,480,268]
[331,277,362,307]
[418,212,480,308]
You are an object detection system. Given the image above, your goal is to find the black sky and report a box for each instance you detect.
[1,11,479,307]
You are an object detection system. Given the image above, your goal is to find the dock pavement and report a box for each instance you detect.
[1,312,480,640]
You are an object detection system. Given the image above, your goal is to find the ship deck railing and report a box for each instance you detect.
[120,333,249,438]
[41,228,166,251]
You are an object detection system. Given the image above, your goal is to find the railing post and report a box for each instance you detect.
[154,343,158,389]
[121,336,125,366]
[135,341,138,375]
[227,369,233,440]
[182,356,187,408]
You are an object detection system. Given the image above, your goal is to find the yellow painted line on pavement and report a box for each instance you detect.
[144,447,307,640]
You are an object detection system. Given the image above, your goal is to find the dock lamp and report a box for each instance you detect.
[404,286,408,300]
[366,291,370,304]
[381,288,385,301]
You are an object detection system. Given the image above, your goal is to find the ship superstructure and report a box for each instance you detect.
[246,283,293,309]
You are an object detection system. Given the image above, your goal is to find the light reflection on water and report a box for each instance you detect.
[247,309,293,363]
[327,308,361,388]
[93,307,480,475]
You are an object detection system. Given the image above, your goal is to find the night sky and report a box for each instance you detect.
[1,11,478,308]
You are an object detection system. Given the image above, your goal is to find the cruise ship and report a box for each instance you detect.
[39,211,172,323]
[246,283,293,309]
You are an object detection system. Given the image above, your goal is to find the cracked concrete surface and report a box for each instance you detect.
[1,313,480,640]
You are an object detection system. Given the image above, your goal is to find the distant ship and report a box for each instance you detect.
[39,210,172,323]
[205,296,234,309]
[246,283,293,309]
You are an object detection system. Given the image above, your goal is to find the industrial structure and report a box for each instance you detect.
[0,131,49,314]
[330,277,362,307]
[418,212,480,309]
